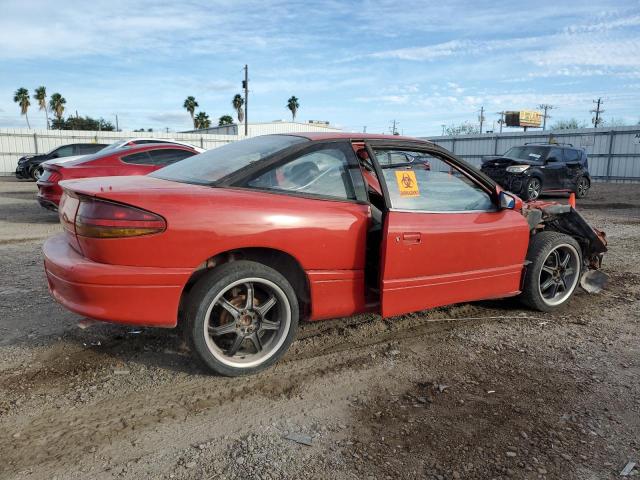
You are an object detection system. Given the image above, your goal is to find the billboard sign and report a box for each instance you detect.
[505,110,542,128]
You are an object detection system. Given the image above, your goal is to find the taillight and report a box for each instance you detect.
[40,168,61,183]
[75,197,166,238]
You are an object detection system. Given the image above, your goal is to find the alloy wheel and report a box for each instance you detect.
[527,178,541,200]
[203,278,291,368]
[577,178,589,197]
[538,244,580,307]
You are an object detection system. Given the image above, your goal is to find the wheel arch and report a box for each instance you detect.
[178,247,310,325]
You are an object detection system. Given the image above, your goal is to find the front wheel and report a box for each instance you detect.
[31,166,43,181]
[520,231,582,312]
[184,260,299,376]
[523,177,542,201]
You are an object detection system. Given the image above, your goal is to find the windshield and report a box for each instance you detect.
[503,146,549,162]
[150,135,308,185]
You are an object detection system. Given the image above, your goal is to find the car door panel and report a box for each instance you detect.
[380,209,529,317]
[543,148,566,190]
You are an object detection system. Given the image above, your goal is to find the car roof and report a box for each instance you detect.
[285,132,431,143]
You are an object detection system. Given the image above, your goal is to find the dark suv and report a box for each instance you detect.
[15,143,107,181]
[480,143,590,200]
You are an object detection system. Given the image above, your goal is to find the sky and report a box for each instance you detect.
[1,0,639,136]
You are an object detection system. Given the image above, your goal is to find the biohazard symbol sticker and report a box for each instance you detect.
[395,170,420,197]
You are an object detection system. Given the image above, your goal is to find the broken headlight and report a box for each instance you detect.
[506,165,530,173]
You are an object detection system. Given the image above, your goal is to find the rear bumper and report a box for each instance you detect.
[43,234,193,327]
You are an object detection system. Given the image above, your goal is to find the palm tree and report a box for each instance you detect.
[49,93,67,125]
[194,112,211,129]
[232,94,244,123]
[183,96,199,128]
[218,115,233,126]
[33,86,49,129]
[13,88,31,128]
[287,96,299,121]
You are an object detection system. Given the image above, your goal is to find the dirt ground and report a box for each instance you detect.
[0,178,638,480]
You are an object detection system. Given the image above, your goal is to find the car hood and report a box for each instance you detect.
[19,153,46,163]
[482,156,544,168]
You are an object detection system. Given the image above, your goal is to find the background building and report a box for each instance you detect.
[183,120,342,136]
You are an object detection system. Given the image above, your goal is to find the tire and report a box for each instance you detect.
[31,166,43,181]
[184,260,299,376]
[520,231,582,312]
[523,177,542,201]
[575,176,590,198]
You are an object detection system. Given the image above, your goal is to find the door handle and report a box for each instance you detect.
[402,232,421,244]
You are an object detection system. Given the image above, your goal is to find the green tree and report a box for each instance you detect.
[13,87,31,128]
[49,93,67,126]
[550,118,587,130]
[52,116,114,131]
[218,115,234,126]
[194,111,211,129]
[183,96,199,128]
[33,86,49,129]
[444,122,479,136]
[287,96,299,121]
[232,94,244,123]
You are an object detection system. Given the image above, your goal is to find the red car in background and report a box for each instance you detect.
[36,143,198,210]
[42,133,607,376]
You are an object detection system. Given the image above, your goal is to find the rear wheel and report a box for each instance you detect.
[185,260,299,376]
[575,176,590,198]
[523,177,542,201]
[520,231,582,312]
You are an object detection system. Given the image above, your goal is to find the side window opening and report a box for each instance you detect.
[121,151,154,165]
[247,146,358,201]
[373,148,495,213]
[148,149,196,166]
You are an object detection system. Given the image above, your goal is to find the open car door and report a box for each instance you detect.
[365,141,530,318]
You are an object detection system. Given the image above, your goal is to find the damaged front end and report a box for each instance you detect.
[522,201,608,292]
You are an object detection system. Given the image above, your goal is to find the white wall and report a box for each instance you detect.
[0,128,241,175]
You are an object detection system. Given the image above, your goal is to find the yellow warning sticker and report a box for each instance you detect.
[395,170,420,197]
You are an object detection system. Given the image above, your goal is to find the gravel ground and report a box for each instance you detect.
[0,177,638,480]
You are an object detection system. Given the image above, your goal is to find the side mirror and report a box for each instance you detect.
[499,191,516,209]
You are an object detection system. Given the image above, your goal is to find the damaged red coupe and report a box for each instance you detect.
[43,134,607,376]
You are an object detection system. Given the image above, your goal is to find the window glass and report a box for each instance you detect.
[375,150,433,168]
[148,148,196,166]
[546,148,563,162]
[121,151,153,165]
[151,135,307,185]
[51,145,74,158]
[78,144,102,154]
[247,147,356,200]
[564,149,580,162]
[375,149,494,212]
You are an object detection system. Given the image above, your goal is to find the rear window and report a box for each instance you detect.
[151,135,308,185]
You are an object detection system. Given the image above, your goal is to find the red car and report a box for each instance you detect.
[43,133,607,376]
[36,143,198,210]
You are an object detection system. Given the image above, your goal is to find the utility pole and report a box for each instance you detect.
[390,120,399,135]
[441,124,446,135]
[591,98,604,128]
[115,114,119,132]
[538,104,555,131]
[479,106,485,134]
[363,126,367,133]
[243,65,249,136]
[165,127,169,134]
[496,111,505,133]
